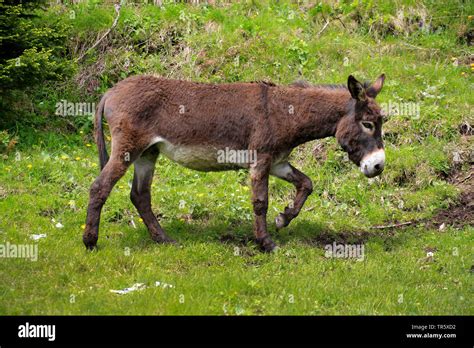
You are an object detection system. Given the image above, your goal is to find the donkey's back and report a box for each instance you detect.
[99,75,281,171]
[106,76,266,144]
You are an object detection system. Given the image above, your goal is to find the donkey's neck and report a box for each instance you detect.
[280,87,352,147]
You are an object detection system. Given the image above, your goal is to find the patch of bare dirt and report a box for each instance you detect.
[429,190,474,228]
[429,165,474,229]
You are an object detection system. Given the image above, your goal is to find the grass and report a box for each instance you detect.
[0,0,473,315]
[0,136,471,315]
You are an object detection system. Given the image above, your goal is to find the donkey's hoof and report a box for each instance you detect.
[84,241,97,251]
[83,234,98,251]
[164,237,178,245]
[257,236,278,253]
[153,235,177,245]
[275,213,290,229]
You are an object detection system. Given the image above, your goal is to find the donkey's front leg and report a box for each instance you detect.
[250,155,277,252]
[270,162,313,229]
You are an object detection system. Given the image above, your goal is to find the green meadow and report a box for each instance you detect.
[0,0,472,315]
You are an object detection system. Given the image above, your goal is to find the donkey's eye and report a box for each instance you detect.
[361,121,374,131]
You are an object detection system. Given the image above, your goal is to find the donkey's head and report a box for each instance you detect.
[336,74,386,178]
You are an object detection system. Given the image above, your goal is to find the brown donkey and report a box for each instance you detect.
[83,74,386,252]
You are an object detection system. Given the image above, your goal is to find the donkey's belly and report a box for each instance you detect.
[151,137,250,172]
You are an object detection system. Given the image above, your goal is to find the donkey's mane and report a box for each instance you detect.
[251,80,276,87]
[249,79,372,91]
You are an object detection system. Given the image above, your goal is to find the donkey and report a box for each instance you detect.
[83,74,386,252]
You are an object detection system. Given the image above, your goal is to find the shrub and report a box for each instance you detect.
[0,0,72,128]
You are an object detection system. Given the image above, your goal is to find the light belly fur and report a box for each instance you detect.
[150,136,247,171]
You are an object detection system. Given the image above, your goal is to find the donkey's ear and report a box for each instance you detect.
[366,73,385,98]
[347,75,366,102]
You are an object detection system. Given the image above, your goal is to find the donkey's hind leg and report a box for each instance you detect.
[130,146,176,244]
[83,154,132,250]
[270,162,313,229]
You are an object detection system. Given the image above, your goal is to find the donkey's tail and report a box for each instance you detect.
[94,93,109,171]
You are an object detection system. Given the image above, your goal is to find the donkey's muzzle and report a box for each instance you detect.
[360,148,385,178]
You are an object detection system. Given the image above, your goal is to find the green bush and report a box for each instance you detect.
[0,0,72,128]
[0,0,73,89]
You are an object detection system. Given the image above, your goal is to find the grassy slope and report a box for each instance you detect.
[0,0,472,315]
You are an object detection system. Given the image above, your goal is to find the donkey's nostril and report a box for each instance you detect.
[373,163,384,173]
